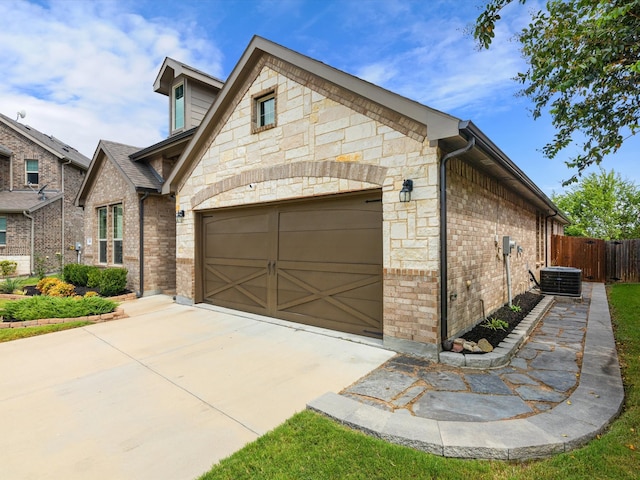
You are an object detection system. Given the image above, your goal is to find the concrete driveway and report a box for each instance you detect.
[0,296,394,480]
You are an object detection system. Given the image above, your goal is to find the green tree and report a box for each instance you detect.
[551,169,640,239]
[474,0,640,184]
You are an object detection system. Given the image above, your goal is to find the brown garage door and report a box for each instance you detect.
[201,190,383,337]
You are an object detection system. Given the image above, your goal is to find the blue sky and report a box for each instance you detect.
[1,0,638,196]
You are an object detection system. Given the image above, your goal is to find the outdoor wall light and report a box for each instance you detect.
[399,179,413,202]
[176,210,185,223]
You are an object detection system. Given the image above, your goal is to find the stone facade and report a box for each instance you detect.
[175,57,442,355]
[169,45,564,358]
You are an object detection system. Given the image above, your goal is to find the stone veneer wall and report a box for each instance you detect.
[175,55,442,356]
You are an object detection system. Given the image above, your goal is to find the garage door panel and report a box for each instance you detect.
[279,208,381,232]
[203,263,269,312]
[278,230,381,264]
[201,191,382,337]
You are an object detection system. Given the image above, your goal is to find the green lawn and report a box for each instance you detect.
[0,321,92,343]
[198,283,640,480]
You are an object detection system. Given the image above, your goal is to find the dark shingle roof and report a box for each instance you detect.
[0,190,64,213]
[100,140,163,191]
[0,112,91,169]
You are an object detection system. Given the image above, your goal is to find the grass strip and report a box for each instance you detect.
[0,321,92,343]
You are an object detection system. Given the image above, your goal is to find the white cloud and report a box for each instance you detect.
[0,0,224,158]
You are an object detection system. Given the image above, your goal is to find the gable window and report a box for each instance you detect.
[26,159,39,185]
[173,83,185,131]
[112,204,123,265]
[252,90,276,133]
[98,207,107,263]
[0,217,6,245]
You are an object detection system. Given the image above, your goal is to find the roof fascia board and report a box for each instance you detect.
[154,57,224,95]
[163,35,460,194]
[130,128,196,161]
[458,120,569,223]
[0,115,65,161]
[76,141,137,206]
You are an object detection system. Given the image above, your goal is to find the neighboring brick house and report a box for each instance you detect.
[76,58,223,295]
[161,36,568,360]
[0,112,90,275]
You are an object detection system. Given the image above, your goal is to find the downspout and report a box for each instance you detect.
[545,210,559,267]
[138,192,150,297]
[22,211,34,275]
[61,159,72,269]
[439,135,475,346]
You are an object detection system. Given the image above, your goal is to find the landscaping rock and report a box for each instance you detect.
[478,338,494,352]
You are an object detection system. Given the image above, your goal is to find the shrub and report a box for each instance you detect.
[36,277,62,295]
[97,268,128,297]
[47,281,76,298]
[0,260,17,277]
[0,295,117,322]
[0,278,22,294]
[63,263,100,287]
[83,291,99,298]
[87,268,102,288]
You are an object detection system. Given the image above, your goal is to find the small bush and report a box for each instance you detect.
[48,281,75,298]
[99,268,128,296]
[87,268,102,288]
[0,260,17,277]
[63,264,100,287]
[83,291,99,298]
[0,278,22,294]
[0,295,117,321]
[36,277,62,295]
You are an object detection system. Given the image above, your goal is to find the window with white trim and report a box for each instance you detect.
[173,83,185,131]
[112,204,123,265]
[26,159,39,185]
[252,90,276,132]
[98,207,107,263]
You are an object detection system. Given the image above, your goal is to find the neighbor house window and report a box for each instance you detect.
[98,207,107,263]
[26,159,39,185]
[112,204,123,265]
[173,83,185,130]
[0,217,6,245]
[252,90,276,132]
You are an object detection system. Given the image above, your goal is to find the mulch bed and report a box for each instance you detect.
[461,291,543,347]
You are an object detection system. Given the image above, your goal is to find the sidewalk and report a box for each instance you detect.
[308,283,624,460]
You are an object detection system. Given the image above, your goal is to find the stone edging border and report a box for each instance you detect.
[439,295,556,368]
[307,284,624,460]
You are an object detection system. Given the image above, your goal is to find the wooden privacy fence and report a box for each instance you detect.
[551,235,640,283]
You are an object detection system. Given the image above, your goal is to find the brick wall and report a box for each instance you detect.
[82,154,140,291]
[0,122,87,273]
[445,158,540,339]
[142,194,176,294]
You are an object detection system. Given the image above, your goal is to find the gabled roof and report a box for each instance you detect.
[153,57,224,96]
[0,112,90,169]
[162,36,461,194]
[76,140,163,206]
[0,190,64,214]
